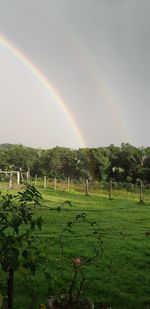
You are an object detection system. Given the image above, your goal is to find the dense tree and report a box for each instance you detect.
[87,148,110,180]
[0,143,150,183]
[0,144,38,172]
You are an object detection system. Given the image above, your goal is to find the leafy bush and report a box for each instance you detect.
[0,186,43,309]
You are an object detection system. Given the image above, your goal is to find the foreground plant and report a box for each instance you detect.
[45,211,103,309]
[0,185,43,309]
[48,256,96,308]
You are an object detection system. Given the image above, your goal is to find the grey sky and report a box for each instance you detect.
[0,0,149,148]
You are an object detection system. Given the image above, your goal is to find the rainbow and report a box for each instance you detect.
[63,30,128,141]
[0,33,86,148]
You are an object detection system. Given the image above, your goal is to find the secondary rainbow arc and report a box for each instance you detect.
[0,33,86,148]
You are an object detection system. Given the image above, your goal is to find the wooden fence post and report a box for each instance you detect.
[17,171,20,186]
[44,176,47,189]
[109,180,112,199]
[139,180,144,203]
[34,174,37,186]
[26,170,30,183]
[20,171,24,183]
[54,178,57,191]
[9,173,12,189]
[67,177,70,192]
[85,179,89,195]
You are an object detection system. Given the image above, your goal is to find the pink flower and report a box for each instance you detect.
[73,257,82,265]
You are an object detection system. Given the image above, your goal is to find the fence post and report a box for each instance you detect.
[34,174,37,186]
[20,170,24,182]
[85,179,89,195]
[44,176,47,189]
[9,173,12,189]
[17,171,20,186]
[54,178,57,191]
[26,170,30,183]
[139,180,144,203]
[67,177,70,192]
[109,180,112,199]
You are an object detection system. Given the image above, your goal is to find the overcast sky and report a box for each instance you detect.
[0,0,149,149]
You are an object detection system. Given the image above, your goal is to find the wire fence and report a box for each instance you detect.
[29,203,150,240]
[0,179,150,207]
[1,194,150,308]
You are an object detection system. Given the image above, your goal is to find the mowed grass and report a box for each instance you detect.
[2,188,150,309]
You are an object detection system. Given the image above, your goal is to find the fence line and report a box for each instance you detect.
[30,231,149,239]
[0,177,150,192]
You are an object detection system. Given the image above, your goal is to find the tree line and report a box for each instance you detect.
[0,143,150,183]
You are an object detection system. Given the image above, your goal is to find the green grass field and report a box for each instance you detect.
[1,188,150,308]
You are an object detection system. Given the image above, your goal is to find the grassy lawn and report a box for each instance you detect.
[1,188,150,308]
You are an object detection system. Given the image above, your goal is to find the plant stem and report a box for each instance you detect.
[7,267,14,309]
[68,265,78,302]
